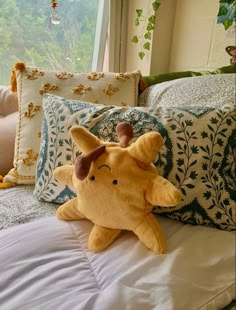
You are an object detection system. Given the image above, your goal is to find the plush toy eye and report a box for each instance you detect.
[112,179,118,185]
[90,176,95,181]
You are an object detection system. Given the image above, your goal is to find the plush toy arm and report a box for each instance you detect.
[145,176,182,207]
[56,197,85,221]
[134,214,166,254]
[88,225,121,253]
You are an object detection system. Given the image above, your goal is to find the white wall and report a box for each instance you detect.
[150,0,177,75]
[125,0,235,75]
[169,0,235,72]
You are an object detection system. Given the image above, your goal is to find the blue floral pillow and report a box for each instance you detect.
[34,93,236,231]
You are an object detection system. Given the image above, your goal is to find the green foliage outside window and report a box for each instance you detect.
[0,0,98,85]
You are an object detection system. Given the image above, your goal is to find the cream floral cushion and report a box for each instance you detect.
[4,64,141,184]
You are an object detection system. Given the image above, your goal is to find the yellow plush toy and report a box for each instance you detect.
[54,123,182,254]
[0,175,16,189]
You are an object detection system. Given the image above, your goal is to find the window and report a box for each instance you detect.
[0,0,109,86]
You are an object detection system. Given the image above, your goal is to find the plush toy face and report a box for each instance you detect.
[72,146,158,230]
[54,123,182,254]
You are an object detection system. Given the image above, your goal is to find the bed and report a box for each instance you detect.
[0,67,235,310]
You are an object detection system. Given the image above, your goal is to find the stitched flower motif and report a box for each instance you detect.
[114,73,130,81]
[39,83,58,95]
[56,72,74,79]
[102,83,119,96]
[72,84,91,95]
[26,69,44,80]
[87,72,104,80]
[23,149,38,166]
[24,103,41,118]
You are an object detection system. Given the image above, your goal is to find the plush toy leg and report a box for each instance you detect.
[56,197,84,221]
[88,225,121,253]
[133,214,167,254]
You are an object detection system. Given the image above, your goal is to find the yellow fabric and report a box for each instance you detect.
[0,175,16,189]
[54,126,182,254]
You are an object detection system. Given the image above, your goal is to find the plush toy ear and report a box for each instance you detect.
[69,125,102,153]
[75,145,105,180]
[128,131,163,165]
[53,165,75,189]
[145,176,182,207]
[10,62,26,92]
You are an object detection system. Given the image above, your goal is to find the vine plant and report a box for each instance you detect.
[131,1,161,60]
[217,0,236,30]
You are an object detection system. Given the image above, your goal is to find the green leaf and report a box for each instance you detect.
[177,158,184,166]
[223,18,233,30]
[210,117,218,124]
[191,146,199,154]
[146,22,155,31]
[177,143,183,149]
[152,2,161,11]
[185,120,193,126]
[135,17,139,26]
[185,184,195,189]
[201,131,208,138]
[215,211,222,219]
[217,5,228,16]
[207,124,215,132]
[144,31,151,40]
[131,35,139,43]
[219,0,234,3]
[136,9,143,17]
[202,163,208,170]
[177,167,184,173]
[138,52,145,60]
[203,191,211,200]
[143,42,150,50]
[177,137,185,141]
[212,161,220,169]
[175,174,181,183]
[189,160,198,167]
[189,171,198,180]
[148,15,156,25]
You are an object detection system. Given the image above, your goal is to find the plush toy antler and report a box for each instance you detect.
[54,123,182,254]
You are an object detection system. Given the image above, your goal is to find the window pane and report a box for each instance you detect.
[0,0,105,86]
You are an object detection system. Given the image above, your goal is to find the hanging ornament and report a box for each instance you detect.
[50,0,61,25]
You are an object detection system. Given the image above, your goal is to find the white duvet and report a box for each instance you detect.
[0,216,235,310]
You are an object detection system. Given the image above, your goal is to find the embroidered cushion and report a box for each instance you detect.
[4,64,141,184]
[34,89,235,231]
